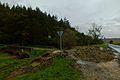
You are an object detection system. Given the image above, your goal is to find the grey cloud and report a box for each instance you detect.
[0,0,20,6]
[0,0,120,38]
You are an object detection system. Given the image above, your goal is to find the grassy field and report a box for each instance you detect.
[0,47,46,80]
[113,42,120,45]
[15,55,80,80]
[97,43,108,48]
[0,46,81,80]
[0,52,34,80]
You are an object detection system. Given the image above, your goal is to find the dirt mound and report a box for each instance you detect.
[66,46,115,63]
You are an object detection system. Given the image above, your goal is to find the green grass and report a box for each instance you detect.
[15,56,81,80]
[31,49,46,58]
[0,46,80,80]
[0,47,46,80]
[0,56,32,80]
[113,42,120,45]
[97,43,108,48]
[0,52,11,57]
[0,53,16,68]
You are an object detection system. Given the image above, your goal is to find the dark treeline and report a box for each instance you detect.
[0,3,102,48]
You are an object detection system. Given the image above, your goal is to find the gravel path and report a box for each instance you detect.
[75,59,120,80]
[66,46,120,80]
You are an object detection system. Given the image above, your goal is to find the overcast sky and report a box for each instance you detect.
[1,0,120,38]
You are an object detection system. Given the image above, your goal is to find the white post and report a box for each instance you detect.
[57,31,63,51]
[60,34,62,50]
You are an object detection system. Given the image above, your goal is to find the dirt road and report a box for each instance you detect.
[66,46,120,80]
[75,59,120,80]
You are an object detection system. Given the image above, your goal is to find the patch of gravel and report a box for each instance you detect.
[75,59,120,80]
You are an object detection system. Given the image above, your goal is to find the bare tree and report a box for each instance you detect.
[88,23,103,43]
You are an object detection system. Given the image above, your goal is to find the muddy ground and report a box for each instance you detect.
[65,46,120,80]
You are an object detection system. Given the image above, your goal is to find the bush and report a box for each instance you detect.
[62,29,77,49]
[109,40,113,44]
